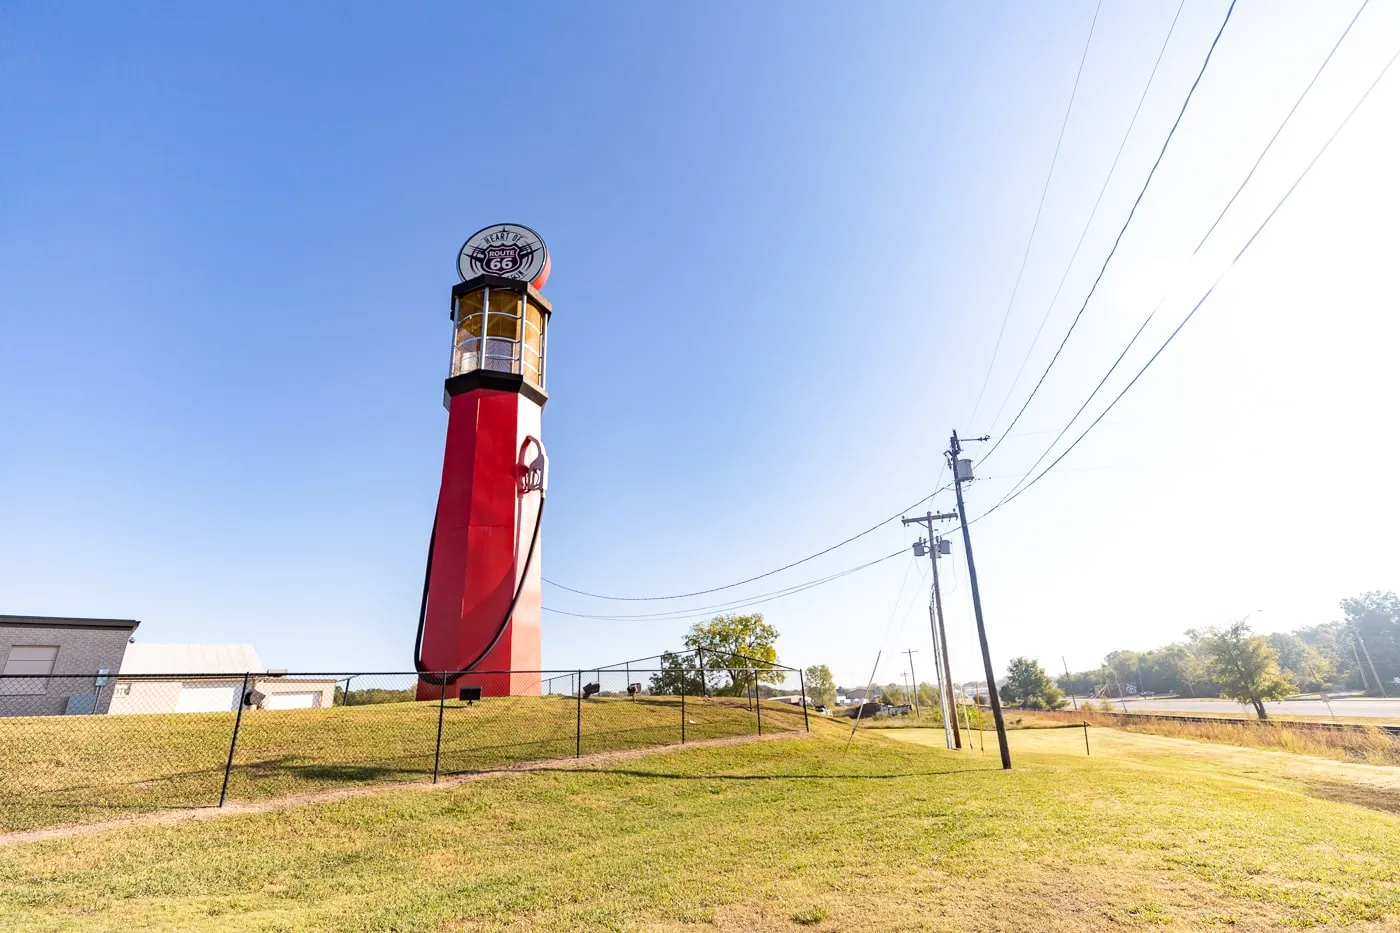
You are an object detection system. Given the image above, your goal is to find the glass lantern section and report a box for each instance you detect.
[452,288,485,377]
[522,297,546,387]
[451,285,547,389]
[484,288,521,373]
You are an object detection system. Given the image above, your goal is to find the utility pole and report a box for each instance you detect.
[902,510,961,749]
[927,533,962,750]
[948,430,1011,770]
[1353,626,1388,698]
[1062,656,1077,711]
[1349,635,1371,693]
[902,649,919,717]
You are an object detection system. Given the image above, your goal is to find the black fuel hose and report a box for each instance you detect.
[413,493,545,687]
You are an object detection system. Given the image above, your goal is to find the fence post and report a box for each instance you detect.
[697,649,707,697]
[680,678,686,744]
[219,672,250,808]
[1083,721,1091,756]
[799,668,809,732]
[754,672,762,736]
[433,678,447,783]
[343,676,354,707]
[576,670,583,759]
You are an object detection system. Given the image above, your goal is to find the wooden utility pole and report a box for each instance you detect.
[949,431,1011,770]
[901,510,961,749]
[902,649,919,717]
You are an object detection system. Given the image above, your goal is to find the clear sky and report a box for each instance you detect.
[3,1,1398,688]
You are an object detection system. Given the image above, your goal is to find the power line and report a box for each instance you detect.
[873,555,923,661]
[543,486,948,601]
[1192,0,1371,253]
[979,41,1400,520]
[965,0,1102,426]
[977,0,1238,467]
[543,547,909,623]
[979,304,1161,516]
[977,0,1370,510]
[986,0,1187,433]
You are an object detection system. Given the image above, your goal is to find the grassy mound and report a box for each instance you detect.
[0,694,808,832]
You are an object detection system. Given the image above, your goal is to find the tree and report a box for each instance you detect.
[1155,641,1210,697]
[1266,632,1333,693]
[647,651,705,696]
[803,664,835,706]
[1340,591,1400,691]
[684,613,782,697]
[1057,669,1098,699]
[1104,650,1142,693]
[1201,620,1294,719]
[999,657,1067,710]
[880,682,907,705]
[1295,622,1359,689]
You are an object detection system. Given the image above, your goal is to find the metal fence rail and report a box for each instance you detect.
[0,665,808,833]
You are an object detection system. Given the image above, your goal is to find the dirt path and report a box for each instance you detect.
[0,730,810,848]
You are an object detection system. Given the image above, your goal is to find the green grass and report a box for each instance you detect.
[0,695,806,833]
[3,726,1400,931]
[1027,707,1400,765]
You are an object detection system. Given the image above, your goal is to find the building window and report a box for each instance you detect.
[0,645,60,695]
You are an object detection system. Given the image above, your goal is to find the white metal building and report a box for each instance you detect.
[108,643,336,714]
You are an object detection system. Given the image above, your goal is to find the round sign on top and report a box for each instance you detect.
[457,224,551,290]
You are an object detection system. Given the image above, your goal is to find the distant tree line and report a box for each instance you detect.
[333,685,416,706]
[1059,591,1400,701]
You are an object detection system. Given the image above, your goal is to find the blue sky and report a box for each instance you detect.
[3,1,1398,686]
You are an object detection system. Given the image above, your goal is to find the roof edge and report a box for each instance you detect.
[0,615,140,630]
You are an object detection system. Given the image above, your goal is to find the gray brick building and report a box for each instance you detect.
[0,616,139,717]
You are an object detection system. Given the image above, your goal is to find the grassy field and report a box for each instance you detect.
[3,723,1400,931]
[0,694,806,832]
[1026,707,1400,765]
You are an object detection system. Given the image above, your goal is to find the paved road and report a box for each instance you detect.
[1071,696,1400,722]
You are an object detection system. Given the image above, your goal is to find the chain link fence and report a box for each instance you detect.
[0,660,807,833]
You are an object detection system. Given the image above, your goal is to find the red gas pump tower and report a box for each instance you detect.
[414,224,551,699]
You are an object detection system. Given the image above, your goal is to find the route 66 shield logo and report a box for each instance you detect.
[484,244,524,276]
[458,224,550,288]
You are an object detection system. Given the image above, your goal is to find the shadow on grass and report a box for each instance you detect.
[233,757,425,784]
[1303,779,1400,816]
[524,765,998,781]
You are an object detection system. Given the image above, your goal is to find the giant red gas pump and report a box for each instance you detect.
[415,224,551,699]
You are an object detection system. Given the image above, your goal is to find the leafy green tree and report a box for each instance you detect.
[803,664,836,706]
[1294,622,1353,686]
[685,613,782,697]
[647,651,705,696]
[1266,632,1333,692]
[999,657,1067,710]
[1156,641,1210,697]
[1104,650,1142,692]
[1341,591,1400,691]
[880,682,907,705]
[1202,620,1294,719]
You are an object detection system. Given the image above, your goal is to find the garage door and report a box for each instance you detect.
[175,685,237,713]
[263,692,320,710]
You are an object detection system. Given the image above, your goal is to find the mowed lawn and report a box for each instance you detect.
[4,725,1400,931]
[0,695,803,832]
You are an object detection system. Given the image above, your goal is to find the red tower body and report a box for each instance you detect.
[415,234,551,700]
